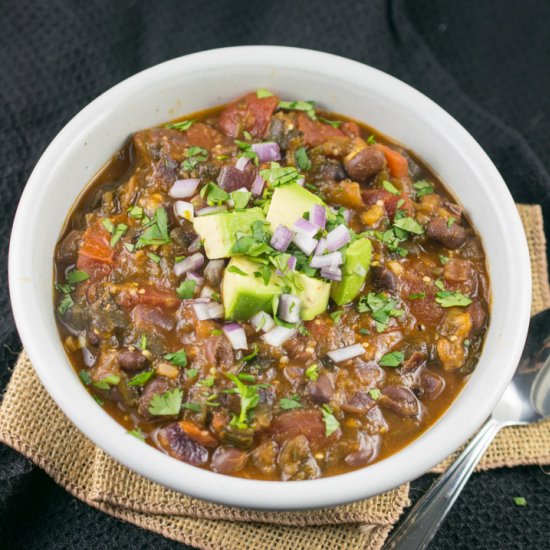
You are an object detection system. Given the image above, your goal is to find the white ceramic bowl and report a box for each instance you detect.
[9,46,531,510]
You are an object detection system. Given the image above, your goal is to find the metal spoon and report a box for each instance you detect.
[385,308,550,550]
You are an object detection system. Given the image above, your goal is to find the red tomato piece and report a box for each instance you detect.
[375,144,409,179]
[77,222,114,280]
[219,93,279,138]
[296,112,345,147]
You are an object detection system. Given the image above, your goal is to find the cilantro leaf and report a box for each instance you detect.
[368,388,381,400]
[67,269,90,284]
[321,405,340,436]
[181,402,202,412]
[228,265,248,276]
[435,291,473,308]
[279,396,303,410]
[413,180,434,198]
[330,310,344,324]
[379,351,404,367]
[177,279,196,299]
[165,119,195,131]
[382,180,401,196]
[78,370,92,386]
[295,147,312,171]
[225,373,262,429]
[260,161,302,187]
[357,292,404,332]
[256,88,274,98]
[148,388,183,416]
[163,349,188,367]
[57,294,74,316]
[278,99,317,120]
[127,370,154,387]
[128,427,146,441]
[318,116,342,128]
[93,374,120,390]
[230,190,251,209]
[305,363,319,381]
[393,217,424,235]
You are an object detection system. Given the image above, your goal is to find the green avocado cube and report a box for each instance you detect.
[295,273,331,321]
[193,207,265,259]
[222,257,281,320]
[330,238,372,305]
[266,183,325,231]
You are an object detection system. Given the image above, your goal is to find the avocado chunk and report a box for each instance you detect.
[193,208,265,259]
[295,273,331,321]
[222,257,281,321]
[266,183,326,231]
[330,238,372,305]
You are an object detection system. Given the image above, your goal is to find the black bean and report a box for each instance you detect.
[119,349,149,371]
[344,146,385,182]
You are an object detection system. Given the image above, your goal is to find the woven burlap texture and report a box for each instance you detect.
[0,204,548,550]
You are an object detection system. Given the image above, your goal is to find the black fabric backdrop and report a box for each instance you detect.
[1,0,549,548]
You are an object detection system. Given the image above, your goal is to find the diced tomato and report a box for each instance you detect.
[296,113,344,147]
[138,287,180,309]
[340,121,361,138]
[375,144,409,179]
[183,123,234,150]
[219,93,279,138]
[324,180,364,209]
[179,420,218,448]
[362,188,414,219]
[77,222,114,280]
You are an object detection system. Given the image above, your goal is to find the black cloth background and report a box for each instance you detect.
[1,0,549,548]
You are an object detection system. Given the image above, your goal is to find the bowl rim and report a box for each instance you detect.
[9,45,531,510]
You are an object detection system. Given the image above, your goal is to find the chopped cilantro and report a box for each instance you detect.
[413,180,434,198]
[57,294,74,316]
[393,217,424,235]
[230,190,251,209]
[260,161,302,187]
[139,334,147,351]
[110,223,128,247]
[124,243,135,252]
[321,405,340,436]
[135,208,171,249]
[298,325,310,336]
[408,293,426,300]
[182,146,208,171]
[330,310,344,324]
[369,388,381,400]
[165,119,195,131]
[447,217,456,228]
[128,205,144,219]
[256,88,274,98]
[367,134,377,145]
[358,292,404,332]
[237,372,256,382]
[78,370,92,386]
[147,252,161,263]
[379,351,405,367]
[67,269,90,284]
[305,363,319,381]
[359,328,370,335]
[242,344,259,362]
[127,370,154,387]
[439,254,450,265]
[279,395,303,410]
[434,279,446,291]
[93,374,120,390]
[295,147,312,171]
[186,368,198,379]
[148,388,183,416]
[101,218,114,233]
[228,265,248,276]
[435,290,473,308]
[127,427,146,441]
[278,99,317,120]
[382,180,401,196]
[92,395,104,406]
[177,279,196,299]
[181,402,202,412]
[163,349,187,367]
[211,329,223,336]
[318,116,342,128]
[200,182,229,206]
[198,376,215,387]
[226,373,262,429]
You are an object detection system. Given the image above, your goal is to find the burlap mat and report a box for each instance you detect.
[0,204,548,550]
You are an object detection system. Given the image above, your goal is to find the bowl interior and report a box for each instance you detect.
[9,46,531,509]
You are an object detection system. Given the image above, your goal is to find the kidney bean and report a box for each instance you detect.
[119,349,149,371]
[157,422,209,466]
[270,409,334,450]
[217,163,257,192]
[307,372,335,404]
[252,440,279,476]
[344,433,381,467]
[344,146,386,182]
[379,385,423,419]
[211,446,248,474]
[341,391,376,414]
[354,359,386,388]
[467,301,488,335]
[370,265,397,292]
[426,217,467,249]
[55,229,83,264]
[420,370,446,400]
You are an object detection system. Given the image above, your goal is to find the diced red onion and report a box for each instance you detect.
[342,209,352,223]
[326,224,351,252]
[292,233,318,255]
[270,224,294,252]
[204,259,225,286]
[314,237,327,256]
[321,266,342,281]
[310,204,327,229]
[251,174,265,196]
[174,200,194,221]
[192,301,224,320]
[169,179,200,199]
[327,343,366,363]
[296,177,305,187]
[235,156,250,171]
[278,294,302,323]
[196,205,227,216]
[188,236,202,253]
[200,285,215,299]
[287,255,297,271]
[223,322,248,350]
[174,253,204,277]
[309,251,343,269]
[192,297,211,304]
[186,272,204,287]
[249,311,275,333]
[292,217,319,238]
[262,326,297,347]
[251,142,281,162]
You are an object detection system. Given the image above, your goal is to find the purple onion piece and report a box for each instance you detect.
[188,236,202,253]
[287,255,297,271]
[309,252,343,269]
[277,294,302,324]
[204,259,225,286]
[251,142,281,162]
[292,233,318,255]
[314,237,327,256]
[186,272,204,286]
[270,224,294,252]
[262,326,297,347]
[292,217,319,238]
[249,311,275,333]
[169,179,200,199]
[342,208,352,224]
[326,224,351,252]
[251,175,265,197]
[193,301,224,320]
[320,266,342,281]
[296,177,305,187]
[235,156,250,171]
[327,344,366,363]
[222,322,248,350]
[174,253,204,277]
[310,204,327,229]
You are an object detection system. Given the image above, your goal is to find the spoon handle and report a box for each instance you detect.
[384,417,503,550]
